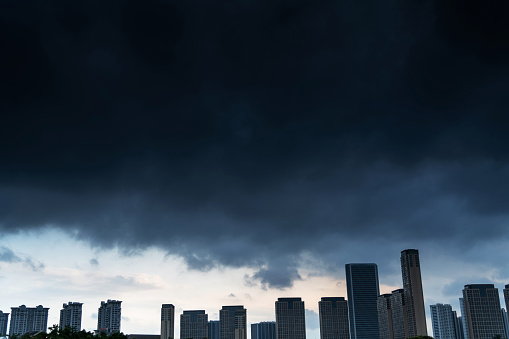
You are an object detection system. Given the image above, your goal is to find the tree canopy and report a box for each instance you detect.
[9,325,129,339]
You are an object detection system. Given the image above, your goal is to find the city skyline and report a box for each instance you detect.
[4,247,509,338]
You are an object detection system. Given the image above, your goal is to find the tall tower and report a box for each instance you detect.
[220,305,247,339]
[430,303,457,339]
[463,284,505,339]
[401,249,427,336]
[318,297,349,339]
[59,302,83,331]
[97,300,122,334]
[390,289,408,339]
[251,322,276,339]
[180,310,208,339]
[0,311,9,336]
[377,294,393,339]
[275,297,306,339]
[9,305,49,335]
[161,304,174,339]
[345,263,380,339]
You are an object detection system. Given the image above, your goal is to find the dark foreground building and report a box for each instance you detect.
[275,297,306,339]
[345,263,380,339]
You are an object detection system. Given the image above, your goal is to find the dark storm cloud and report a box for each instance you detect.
[1,0,509,288]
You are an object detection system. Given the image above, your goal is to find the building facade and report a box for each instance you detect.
[275,297,306,339]
[459,298,469,339]
[180,310,208,339]
[390,289,408,339]
[9,305,49,335]
[219,305,246,339]
[97,300,122,334]
[345,263,380,339]
[319,297,349,339]
[59,302,83,331]
[209,320,220,339]
[377,294,393,339]
[401,249,427,337]
[251,322,276,339]
[462,284,505,339]
[0,311,9,336]
[430,303,458,339]
[161,304,174,339]
[502,309,509,339]
[454,312,464,339]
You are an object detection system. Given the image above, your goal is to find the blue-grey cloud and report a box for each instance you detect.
[0,246,21,263]
[0,246,44,271]
[23,257,45,272]
[1,0,509,289]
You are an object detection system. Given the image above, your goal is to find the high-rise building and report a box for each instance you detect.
[377,294,393,339]
[9,305,49,335]
[453,312,464,339]
[430,303,457,339]
[59,302,83,331]
[319,297,349,339]
[345,263,380,339]
[401,249,427,337]
[219,306,246,339]
[251,322,276,339]
[390,289,408,339]
[275,297,306,339]
[502,309,509,339]
[97,300,122,334]
[180,310,208,339]
[0,311,9,336]
[462,284,505,339]
[161,304,174,339]
[209,320,220,339]
[459,298,469,339]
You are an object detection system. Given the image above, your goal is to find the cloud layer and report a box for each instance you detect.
[1,0,509,288]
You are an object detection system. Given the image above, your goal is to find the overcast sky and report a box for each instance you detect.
[2,0,509,337]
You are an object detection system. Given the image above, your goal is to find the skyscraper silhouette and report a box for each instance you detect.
[251,322,276,339]
[390,289,408,339]
[9,305,49,335]
[319,297,349,339]
[0,311,9,336]
[463,284,505,339]
[219,305,247,339]
[161,304,174,339]
[377,294,393,339]
[209,320,220,339]
[275,297,306,339]
[180,310,208,339]
[97,300,122,334]
[59,302,83,331]
[459,297,470,339]
[430,303,458,339]
[401,249,427,337]
[345,263,380,339]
